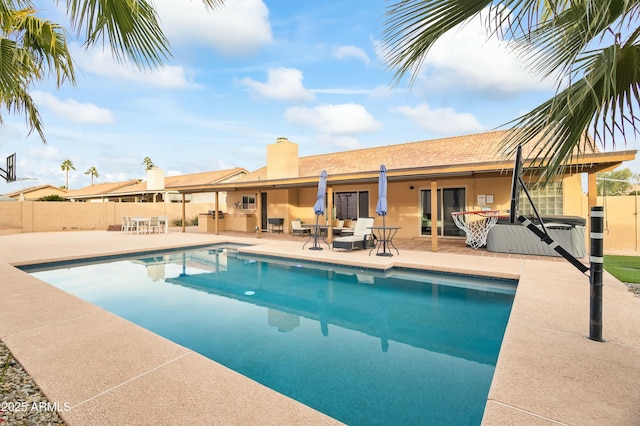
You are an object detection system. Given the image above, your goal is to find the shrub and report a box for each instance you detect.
[37,194,67,201]
[170,216,199,227]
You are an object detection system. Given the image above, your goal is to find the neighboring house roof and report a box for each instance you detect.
[5,184,67,199]
[65,168,249,199]
[110,181,147,195]
[65,180,140,199]
[165,168,248,188]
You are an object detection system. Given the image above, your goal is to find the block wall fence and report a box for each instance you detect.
[1,196,638,251]
[0,201,215,234]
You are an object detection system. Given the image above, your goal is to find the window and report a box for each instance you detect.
[334,191,369,220]
[519,181,563,216]
[241,195,256,210]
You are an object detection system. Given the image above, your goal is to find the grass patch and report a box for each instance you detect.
[604,255,640,284]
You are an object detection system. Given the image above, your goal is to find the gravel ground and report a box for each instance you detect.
[627,283,640,298]
[0,340,66,426]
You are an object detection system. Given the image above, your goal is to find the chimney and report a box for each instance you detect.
[146,167,165,191]
[267,137,299,180]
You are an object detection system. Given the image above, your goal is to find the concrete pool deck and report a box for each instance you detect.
[1,230,639,425]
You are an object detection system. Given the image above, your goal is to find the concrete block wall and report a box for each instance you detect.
[0,201,216,233]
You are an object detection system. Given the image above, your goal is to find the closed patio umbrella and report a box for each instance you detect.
[314,170,327,218]
[308,170,328,250]
[376,165,387,227]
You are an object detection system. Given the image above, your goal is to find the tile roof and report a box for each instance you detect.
[165,168,247,188]
[5,184,67,198]
[110,181,146,194]
[65,168,248,197]
[64,181,140,198]
[239,130,601,181]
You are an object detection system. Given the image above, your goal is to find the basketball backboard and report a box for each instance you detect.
[0,153,16,182]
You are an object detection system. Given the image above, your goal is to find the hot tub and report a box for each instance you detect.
[487,216,586,258]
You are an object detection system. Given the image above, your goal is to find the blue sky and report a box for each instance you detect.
[1,0,638,193]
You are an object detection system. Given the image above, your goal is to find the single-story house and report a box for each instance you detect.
[64,168,248,205]
[5,184,67,201]
[167,131,636,248]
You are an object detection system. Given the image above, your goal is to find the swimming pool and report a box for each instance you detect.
[23,244,516,425]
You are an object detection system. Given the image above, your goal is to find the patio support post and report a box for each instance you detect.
[215,192,219,235]
[181,193,186,233]
[327,186,333,244]
[431,181,438,252]
[589,206,604,342]
[256,191,262,238]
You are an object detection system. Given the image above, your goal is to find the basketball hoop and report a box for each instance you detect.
[451,210,503,249]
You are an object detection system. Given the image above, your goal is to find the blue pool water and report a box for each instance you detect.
[24,245,516,425]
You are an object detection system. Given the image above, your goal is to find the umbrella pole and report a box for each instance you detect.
[382,215,386,252]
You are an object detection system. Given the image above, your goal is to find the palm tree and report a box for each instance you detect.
[84,166,99,185]
[0,4,74,142]
[142,157,155,171]
[60,159,75,189]
[382,1,640,182]
[0,0,224,142]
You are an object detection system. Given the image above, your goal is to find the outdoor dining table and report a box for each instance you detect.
[132,217,150,234]
[302,224,330,250]
[368,226,401,257]
[131,216,168,234]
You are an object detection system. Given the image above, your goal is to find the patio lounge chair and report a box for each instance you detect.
[291,220,310,237]
[332,218,375,251]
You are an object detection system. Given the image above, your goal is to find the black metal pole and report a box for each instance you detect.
[589,206,604,342]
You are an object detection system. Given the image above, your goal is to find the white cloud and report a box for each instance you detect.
[311,88,370,95]
[369,85,396,98]
[425,21,551,93]
[240,68,315,102]
[374,9,554,94]
[154,0,272,56]
[73,45,192,88]
[393,103,484,134]
[333,45,371,65]
[284,103,381,134]
[27,145,63,161]
[31,91,114,124]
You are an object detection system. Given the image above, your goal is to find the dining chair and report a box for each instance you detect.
[148,216,161,234]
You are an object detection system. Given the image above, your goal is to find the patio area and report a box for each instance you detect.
[1,229,639,425]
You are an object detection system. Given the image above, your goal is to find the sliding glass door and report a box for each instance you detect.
[420,187,466,236]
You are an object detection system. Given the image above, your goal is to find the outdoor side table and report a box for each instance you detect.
[303,224,330,250]
[368,226,401,256]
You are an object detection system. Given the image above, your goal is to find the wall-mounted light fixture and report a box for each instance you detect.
[409,185,415,190]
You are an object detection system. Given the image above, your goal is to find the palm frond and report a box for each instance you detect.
[502,40,640,183]
[62,0,172,69]
[382,0,493,86]
[13,10,75,86]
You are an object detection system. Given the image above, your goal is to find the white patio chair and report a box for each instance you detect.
[291,220,310,237]
[122,216,137,234]
[148,216,161,234]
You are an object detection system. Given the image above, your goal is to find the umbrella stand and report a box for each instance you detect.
[309,213,323,250]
